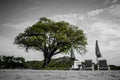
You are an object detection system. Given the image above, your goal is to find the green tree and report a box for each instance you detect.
[14,17,87,68]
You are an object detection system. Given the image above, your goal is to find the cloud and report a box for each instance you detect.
[84,4,120,62]
[25,0,41,4]
[0,22,31,51]
[104,0,120,5]
[50,4,120,65]
[112,0,119,3]
[51,4,120,25]
[87,4,120,19]
[24,6,41,12]
[0,22,32,38]
[51,14,79,25]
[91,21,120,36]
[2,22,32,28]
[0,21,44,61]
[108,4,120,17]
[87,9,104,17]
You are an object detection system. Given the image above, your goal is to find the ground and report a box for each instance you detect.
[0,69,120,80]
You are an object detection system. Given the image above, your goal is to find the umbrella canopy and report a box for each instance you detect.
[95,40,102,58]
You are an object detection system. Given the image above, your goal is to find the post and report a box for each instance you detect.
[96,57,99,70]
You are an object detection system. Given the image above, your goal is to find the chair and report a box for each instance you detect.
[98,60,110,70]
[84,60,94,71]
[70,61,81,70]
[70,65,79,70]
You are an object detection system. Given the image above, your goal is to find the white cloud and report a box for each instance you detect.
[104,0,119,5]
[2,22,31,28]
[91,21,120,37]
[25,6,41,12]
[87,9,104,17]
[1,21,36,35]
[109,4,120,16]
[50,4,120,65]
[0,21,44,61]
[86,4,120,21]
[112,0,119,3]
[26,0,41,3]
[51,14,79,25]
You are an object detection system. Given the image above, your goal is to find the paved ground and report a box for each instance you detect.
[0,69,120,80]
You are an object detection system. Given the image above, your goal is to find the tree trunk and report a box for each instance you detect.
[41,53,52,68]
[42,58,51,68]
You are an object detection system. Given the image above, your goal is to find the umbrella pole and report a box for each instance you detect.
[96,57,99,70]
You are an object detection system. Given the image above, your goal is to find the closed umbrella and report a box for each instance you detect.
[95,40,102,70]
[95,40,102,58]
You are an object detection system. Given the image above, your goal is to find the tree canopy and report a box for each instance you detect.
[14,17,87,68]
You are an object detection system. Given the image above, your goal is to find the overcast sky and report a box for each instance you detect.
[0,0,120,65]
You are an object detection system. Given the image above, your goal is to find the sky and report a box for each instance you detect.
[0,0,120,65]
